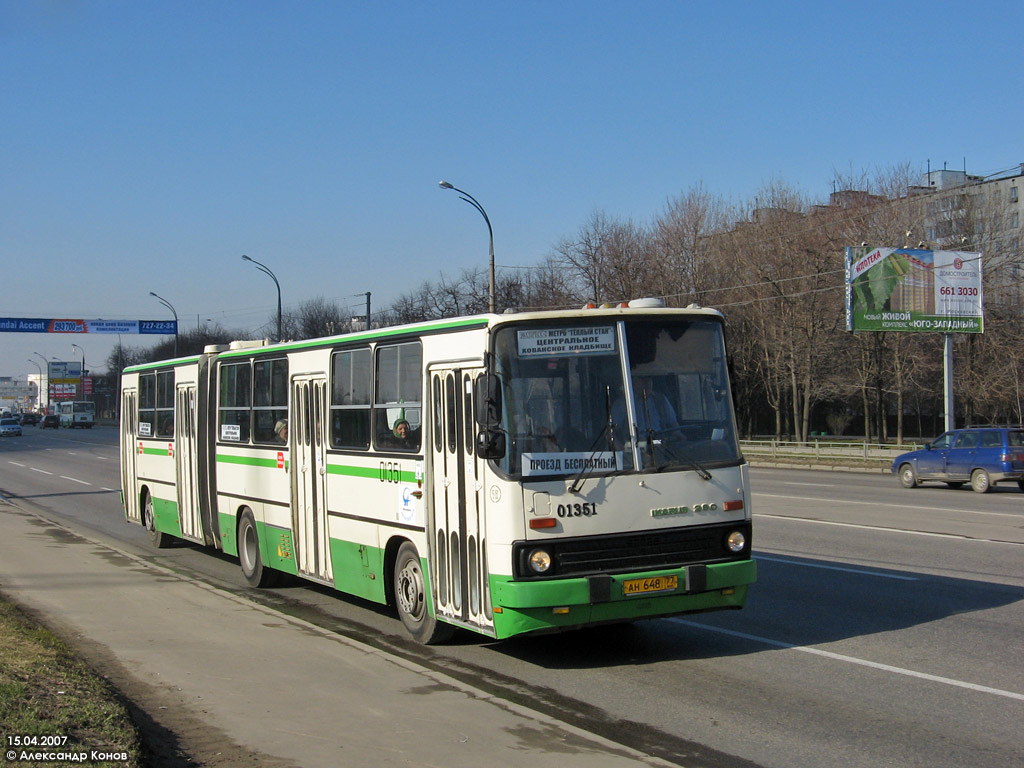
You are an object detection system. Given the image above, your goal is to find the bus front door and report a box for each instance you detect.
[121,389,140,524]
[291,375,332,584]
[428,366,493,634]
[174,384,203,543]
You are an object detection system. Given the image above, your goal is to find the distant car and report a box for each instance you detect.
[892,426,1024,493]
[20,413,39,426]
[40,414,60,429]
[0,417,23,437]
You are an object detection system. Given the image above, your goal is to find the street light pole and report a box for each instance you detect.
[439,181,495,313]
[242,255,283,342]
[149,291,179,357]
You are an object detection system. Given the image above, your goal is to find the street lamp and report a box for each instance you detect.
[439,180,496,313]
[242,254,283,342]
[71,343,86,400]
[149,291,179,357]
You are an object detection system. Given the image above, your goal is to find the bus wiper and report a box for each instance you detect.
[641,389,657,465]
[569,387,617,495]
[654,429,713,480]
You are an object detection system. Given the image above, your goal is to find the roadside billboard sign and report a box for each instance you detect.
[845,247,983,333]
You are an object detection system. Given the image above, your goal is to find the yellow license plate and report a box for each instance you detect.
[622,574,679,596]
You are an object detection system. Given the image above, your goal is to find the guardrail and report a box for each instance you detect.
[739,439,923,464]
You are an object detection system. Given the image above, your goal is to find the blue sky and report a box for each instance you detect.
[2,0,1021,377]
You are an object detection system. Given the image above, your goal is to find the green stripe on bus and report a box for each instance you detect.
[216,453,287,469]
[140,447,170,456]
[326,463,418,483]
[218,316,489,358]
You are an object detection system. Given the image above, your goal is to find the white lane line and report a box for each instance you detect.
[9,461,26,468]
[30,467,54,475]
[101,487,119,492]
[780,482,836,487]
[670,618,1024,702]
[754,512,1024,545]
[60,476,91,486]
[755,492,1021,519]
[754,554,918,581]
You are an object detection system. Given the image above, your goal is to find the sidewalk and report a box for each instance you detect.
[0,499,673,768]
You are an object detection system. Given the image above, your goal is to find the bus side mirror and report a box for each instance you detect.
[476,429,506,460]
[474,373,502,429]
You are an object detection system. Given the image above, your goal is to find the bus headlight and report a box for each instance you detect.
[528,548,552,574]
[726,531,746,553]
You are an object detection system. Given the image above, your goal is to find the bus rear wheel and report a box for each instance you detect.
[237,509,278,588]
[143,491,174,549]
[393,542,453,645]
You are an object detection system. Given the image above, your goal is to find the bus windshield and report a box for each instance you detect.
[493,318,741,478]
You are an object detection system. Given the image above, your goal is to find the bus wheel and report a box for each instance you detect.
[143,492,173,549]
[237,509,278,588]
[393,542,453,645]
[970,469,991,494]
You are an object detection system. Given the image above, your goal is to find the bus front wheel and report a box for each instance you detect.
[393,542,453,645]
[237,509,278,588]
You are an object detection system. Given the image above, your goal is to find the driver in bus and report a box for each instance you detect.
[612,375,680,442]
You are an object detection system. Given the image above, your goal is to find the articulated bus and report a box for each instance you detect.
[57,400,95,428]
[119,301,755,642]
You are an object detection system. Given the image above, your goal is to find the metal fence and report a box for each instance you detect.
[739,439,923,464]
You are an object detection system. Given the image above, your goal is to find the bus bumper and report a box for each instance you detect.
[488,559,756,639]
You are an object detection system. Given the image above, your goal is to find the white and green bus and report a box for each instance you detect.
[119,302,755,643]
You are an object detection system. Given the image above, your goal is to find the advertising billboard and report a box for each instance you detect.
[845,247,983,333]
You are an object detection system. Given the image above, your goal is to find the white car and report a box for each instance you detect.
[0,417,23,437]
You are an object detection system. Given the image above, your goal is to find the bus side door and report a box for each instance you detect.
[428,366,493,634]
[121,388,140,524]
[291,375,332,584]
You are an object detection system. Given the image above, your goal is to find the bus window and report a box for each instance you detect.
[252,359,288,444]
[218,362,251,443]
[373,342,422,452]
[138,373,156,437]
[330,348,371,450]
[155,371,175,438]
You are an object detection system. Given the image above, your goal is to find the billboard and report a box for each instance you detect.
[845,247,983,333]
[0,318,177,334]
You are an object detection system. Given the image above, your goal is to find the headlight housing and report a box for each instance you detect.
[528,548,552,574]
[726,530,747,553]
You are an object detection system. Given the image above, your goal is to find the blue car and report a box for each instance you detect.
[892,427,1024,493]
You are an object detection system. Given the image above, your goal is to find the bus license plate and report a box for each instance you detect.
[622,575,678,596]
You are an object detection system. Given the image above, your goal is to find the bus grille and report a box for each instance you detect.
[512,521,751,580]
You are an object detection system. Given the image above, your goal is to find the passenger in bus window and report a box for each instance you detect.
[392,419,412,447]
[274,419,289,443]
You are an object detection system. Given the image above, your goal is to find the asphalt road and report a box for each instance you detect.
[1,425,1021,768]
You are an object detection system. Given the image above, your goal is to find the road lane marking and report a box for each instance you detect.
[9,462,26,468]
[755,492,1021,519]
[754,554,918,580]
[754,512,1024,545]
[30,467,54,475]
[780,482,836,487]
[670,618,1024,702]
[60,476,91,486]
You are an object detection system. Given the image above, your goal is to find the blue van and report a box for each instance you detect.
[892,427,1024,493]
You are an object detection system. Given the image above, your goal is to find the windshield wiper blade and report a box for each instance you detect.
[653,429,713,480]
[569,386,616,494]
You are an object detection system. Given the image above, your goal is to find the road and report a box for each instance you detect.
[1,425,1021,768]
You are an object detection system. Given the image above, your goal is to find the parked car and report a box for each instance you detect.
[40,414,60,429]
[20,412,39,426]
[0,417,23,437]
[892,426,1024,493]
